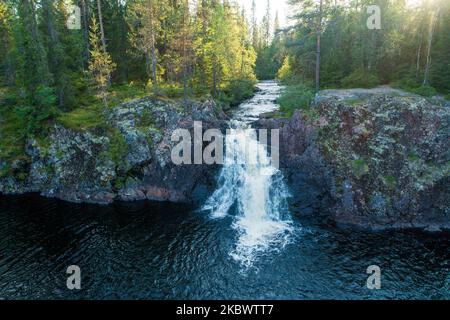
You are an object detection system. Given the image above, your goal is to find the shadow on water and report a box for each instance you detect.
[0,193,448,300]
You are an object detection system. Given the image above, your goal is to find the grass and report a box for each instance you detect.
[0,107,28,161]
[57,82,149,131]
[109,83,148,104]
[344,98,365,106]
[57,104,107,131]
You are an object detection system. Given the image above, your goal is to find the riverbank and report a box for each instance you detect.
[260,87,449,231]
[0,96,228,204]
[1,82,449,232]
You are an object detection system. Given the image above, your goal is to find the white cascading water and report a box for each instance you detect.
[202,81,293,267]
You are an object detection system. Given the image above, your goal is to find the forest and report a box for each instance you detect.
[0,0,449,163]
[272,0,450,114]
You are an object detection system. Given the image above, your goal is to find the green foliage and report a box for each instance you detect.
[109,83,147,104]
[393,80,439,97]
[255,43,284,80]
[88,16,116,106]
[382,175,397,191]
[277,84,314,117]
[152,84,185,99]
[276,57,295,85]
[219,79,256,107]
[341,69,380,89]
[35,85,57,108]
[137,108,157,130]
[0,107,28,162]
[283,0,449,93]
[108,130,128,167]
[410,85,438,97]
[352,159,369,179]
[57,105,106,131]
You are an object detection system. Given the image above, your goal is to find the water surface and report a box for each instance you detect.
[0,194,448,299]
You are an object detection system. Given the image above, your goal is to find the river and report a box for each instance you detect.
[0,81,448,299]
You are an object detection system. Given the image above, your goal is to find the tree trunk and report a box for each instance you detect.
[416,33,422,80]
[151,45,157,86]
[96,0,107,52]
[148,0,157,86]
[212,60,218,97]
[423,9,440,86]
[81,0,90,67]
[315,0,323,92]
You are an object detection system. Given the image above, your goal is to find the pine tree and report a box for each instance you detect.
[16,0,52,102]
[88,16,116,107]
[128,0,160,86]
[0,1,14,86]
[40,0,73,108]
[261,0,272,47]
[251,0,259,50]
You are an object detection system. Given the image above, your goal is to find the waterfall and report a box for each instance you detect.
[203,83,293,267]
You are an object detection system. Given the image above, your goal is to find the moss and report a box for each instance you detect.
[0,166,10,178]
[383,175,397,191]
[55,148,64,160]
[57,104,107,131]
[109,83,147,104]
[137,109,156,129]
[408,153,421,162]
[343,98,365,106]
[108,130,128,167]
[352,159,369,179]
[114,176,126,190]
[35,136,51,158]
[0,107,28,162]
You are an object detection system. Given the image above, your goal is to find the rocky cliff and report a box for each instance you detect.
[0,97,227,204]
[261,88,449,231]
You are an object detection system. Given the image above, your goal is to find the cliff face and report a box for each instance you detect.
[1,89,448,231]
[0,97,227,204]
[261,89,449,231]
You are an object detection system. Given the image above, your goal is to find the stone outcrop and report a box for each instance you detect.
[260,89,449,231]
[0,97,227,204]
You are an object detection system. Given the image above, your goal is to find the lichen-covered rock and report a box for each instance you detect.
[314,94,449,230]
[0,97,227,205]
[264,90,449,231]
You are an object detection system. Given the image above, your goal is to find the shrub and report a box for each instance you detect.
[276,57,294,85]
[341,69,380,88]
[151,83,185,99]
[391,79,438,97]
[35,85,57,108]
[410,85,437,97]
[220,78,256,107]
[352,159,369,179]
[277,84,314,117]
[108,130,128,167]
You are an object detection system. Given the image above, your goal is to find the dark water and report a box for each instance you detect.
[0,194,448,300]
